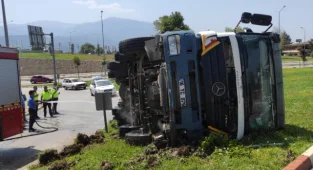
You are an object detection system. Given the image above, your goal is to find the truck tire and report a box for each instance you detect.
[119,83,127,101]
[125,130,152,146]
[108,70,117,78]
[119,125,140,138]
[119,37,154,55]
[107,62,120,70]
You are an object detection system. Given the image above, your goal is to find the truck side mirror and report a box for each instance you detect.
[241,12,252,24]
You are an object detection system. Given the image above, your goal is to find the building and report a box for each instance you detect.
[283,42,310,56]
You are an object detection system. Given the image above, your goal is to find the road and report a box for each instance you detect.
[0,88,119,170]
[20,77,91,86]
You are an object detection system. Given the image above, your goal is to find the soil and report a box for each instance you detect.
[38,149,60,165]
[49,160,69,170]
[75,133,90,146]
[177,146,191,157]
[147,156,160,167]
[90,130,105,144]
[99,160,114,170]
[59,144,83,157]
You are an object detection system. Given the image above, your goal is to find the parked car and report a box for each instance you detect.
[62,78,87,90]
[90,79,116,96]
[30,75,53,84]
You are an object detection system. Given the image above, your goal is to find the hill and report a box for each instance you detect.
[0,17,155,52]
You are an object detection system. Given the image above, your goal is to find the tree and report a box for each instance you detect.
[96,44,104,56]
[153,11,190,33]
[73,56,81,78]
[280,31,292,50]
[225,27,244,32]
[308,39,313,54]
[101,57,107,76]
[79,43,95,54]
[71,43,75,54]
[297,46,307,62]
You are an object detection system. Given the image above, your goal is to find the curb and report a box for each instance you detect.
[284,146,313,170]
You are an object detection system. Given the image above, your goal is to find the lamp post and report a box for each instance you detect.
[1,0,10,47]
[276,5,286,34]
[101,11,105,55]
[301,27,306,50]
[69,31,76,53]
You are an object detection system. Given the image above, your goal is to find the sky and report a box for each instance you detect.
[2,0,313,42]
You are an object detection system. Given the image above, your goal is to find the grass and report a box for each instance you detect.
[282,56,313,62]
[29,68,313,170]
[20,52,114,61]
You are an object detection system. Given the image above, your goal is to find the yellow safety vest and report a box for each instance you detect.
[41,90,51,101]
[34,91,39,100]
[50,88,59,98]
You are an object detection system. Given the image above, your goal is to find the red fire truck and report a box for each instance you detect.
[0,47,24,141]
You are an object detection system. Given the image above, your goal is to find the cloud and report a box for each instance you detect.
[72,0,135,13]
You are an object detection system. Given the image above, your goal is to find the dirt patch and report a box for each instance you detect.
[145,144,158,155]
[283,149,296,165]
[49,160,69,170]
[147,156,160,167]
[90,130,105,144]
[59,144,83,157]
[99,160,114,170]
[38,149,60,165]
[177,146,192,157]
[75,133,90,146]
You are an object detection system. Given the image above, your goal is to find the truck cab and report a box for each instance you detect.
[158,13,284,141]
[109,12,285,146]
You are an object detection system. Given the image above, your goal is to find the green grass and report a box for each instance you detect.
[282,56,313,62]
[20,52,114,61]
[29,68,313,170]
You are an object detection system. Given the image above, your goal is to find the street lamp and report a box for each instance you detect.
[101,10,105,55]
[1,0,9,47]
[301,27,306,50]
[69,31,76,53]
[274,5,286,34]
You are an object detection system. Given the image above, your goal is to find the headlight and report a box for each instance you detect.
[168,35,180,56]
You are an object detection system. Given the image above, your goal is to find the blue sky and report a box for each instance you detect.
[3,0,313,41]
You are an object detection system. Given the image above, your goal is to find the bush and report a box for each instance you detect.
[311,51,313,57]
[200,132,230,154]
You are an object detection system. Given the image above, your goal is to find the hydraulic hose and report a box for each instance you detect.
[3,119,59,141]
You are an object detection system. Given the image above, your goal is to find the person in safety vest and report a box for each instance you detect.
[51,82,60,114]
[41,86,53,117]
[33,86,40,119]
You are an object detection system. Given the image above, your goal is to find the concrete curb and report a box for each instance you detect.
[284,146,313,170]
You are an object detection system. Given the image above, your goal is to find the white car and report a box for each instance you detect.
[62,78,87,90]
[90,79,116,96]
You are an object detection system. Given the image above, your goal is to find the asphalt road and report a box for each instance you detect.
[21,77,91,86]
[0,88,119,170]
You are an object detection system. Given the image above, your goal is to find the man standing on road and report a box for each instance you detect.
[28,90,40,132]
[33,86,40,119]
[41,86,53,117]
[51,83,60,114]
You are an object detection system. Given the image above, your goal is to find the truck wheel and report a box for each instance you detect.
[119,37,154,55]
[119,83,127,101]
[125,130,152,146]
[107,62,120,70]
[119,125,140,138]
[108,71,117,78]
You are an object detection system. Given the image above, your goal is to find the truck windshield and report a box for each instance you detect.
[241,34,274,130]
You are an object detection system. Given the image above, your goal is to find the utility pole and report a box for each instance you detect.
[278,5,286,34]
[101,11,105,55]
[300,27,306,43]
[50,33,57,82]
[1,0,9,47]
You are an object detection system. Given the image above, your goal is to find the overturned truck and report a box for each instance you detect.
[108,12,285,146]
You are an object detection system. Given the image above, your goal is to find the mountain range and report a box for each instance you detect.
[0,17,155,52]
